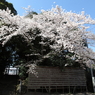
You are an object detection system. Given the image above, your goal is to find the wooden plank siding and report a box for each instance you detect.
[27,67,86,91]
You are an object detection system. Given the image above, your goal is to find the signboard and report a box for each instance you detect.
[4,66,19,75]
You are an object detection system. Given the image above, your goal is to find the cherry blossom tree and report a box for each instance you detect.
[0,6,95,66]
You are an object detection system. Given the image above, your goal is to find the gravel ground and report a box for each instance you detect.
[23,92,95,95]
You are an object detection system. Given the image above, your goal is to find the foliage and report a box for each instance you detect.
[0,6,95,73]
[0,41,16,75]
[0,0,17,15]
[19,66,28,79]
[25,11,38,19]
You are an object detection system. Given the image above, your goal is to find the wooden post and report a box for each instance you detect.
[19,79,22,95]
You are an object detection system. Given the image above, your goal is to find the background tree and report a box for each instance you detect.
[0,0,17,15]
[25,11,38,19]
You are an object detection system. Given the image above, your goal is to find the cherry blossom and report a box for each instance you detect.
[0,6,95,65]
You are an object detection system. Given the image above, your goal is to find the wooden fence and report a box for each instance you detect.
[27,67,86,92]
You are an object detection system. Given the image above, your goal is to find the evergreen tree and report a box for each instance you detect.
[0,0,17,15]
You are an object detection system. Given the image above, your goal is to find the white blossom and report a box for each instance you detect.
[0,6,95,65]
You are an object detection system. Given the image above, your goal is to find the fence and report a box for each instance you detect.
[27,67,86,92]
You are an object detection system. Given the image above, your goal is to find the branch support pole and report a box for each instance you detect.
[90,61,95,93]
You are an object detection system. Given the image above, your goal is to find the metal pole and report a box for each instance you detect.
[90,62,95,93]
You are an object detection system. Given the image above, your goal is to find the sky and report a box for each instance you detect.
[6,0,95,51]
[6,0,95,18]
